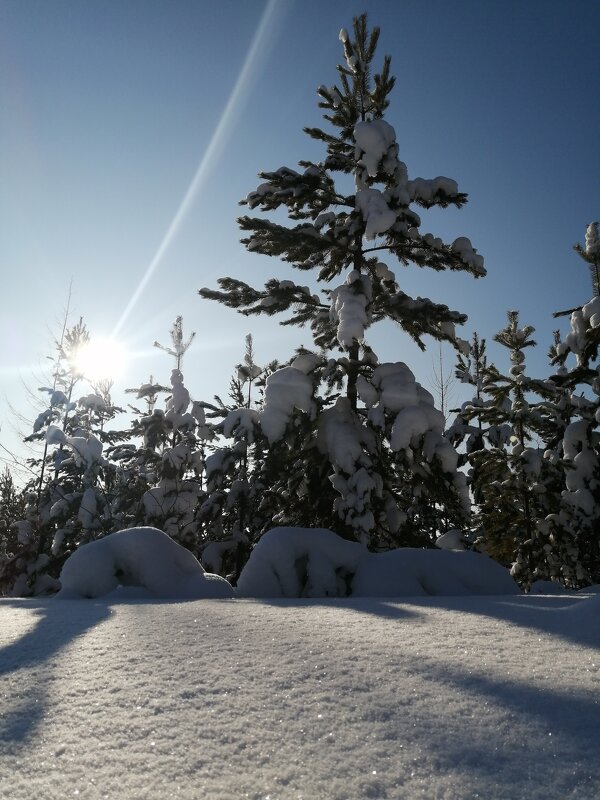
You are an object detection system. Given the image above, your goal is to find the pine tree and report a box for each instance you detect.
[199,14,485,547]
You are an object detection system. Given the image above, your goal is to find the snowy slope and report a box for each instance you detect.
[0,594,598,800]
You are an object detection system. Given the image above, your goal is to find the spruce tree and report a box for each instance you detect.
[128,317,211,552]
[199,14,485,547]
[452,313,572,586]
[449,332,493,464]
[470,314,547,574]
[198,336,267,580]
[4,320,125,594]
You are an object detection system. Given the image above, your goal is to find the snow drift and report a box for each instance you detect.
[352,548,520,597]
[56,526,519,601]
[236,527,365,598]
[57,527,234,599]
[237,527,519,598]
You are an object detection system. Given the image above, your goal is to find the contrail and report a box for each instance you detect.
[114,0,285,337]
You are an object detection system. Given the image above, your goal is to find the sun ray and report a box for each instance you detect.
[113,0,286,338]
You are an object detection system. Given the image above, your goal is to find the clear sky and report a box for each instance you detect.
[1,0,599,476]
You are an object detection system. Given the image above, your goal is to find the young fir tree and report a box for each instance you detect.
[4,320,124,595]
[449,333,494,463]
[454,313,563,584]
[129,317,212,553]
[198,335,266,580]
[447,332,506,550]
[199,15,485,548]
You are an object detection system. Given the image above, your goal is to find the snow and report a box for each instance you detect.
[371,362,427,414]
[45,424,67,446]
[259,365,315,444]
[237,527,365,598]
[78,393,107,413]
[77,487,98,529]
[585,221,600,258]
[66,434,103,468]
[562,418,596,506]
[390,405,434,450]
[317,398,374,475]
[436,529,465,550]
[582,294,600,328]
[222,408,259,442]
[354,119,397,177]
[290,351,321,374]
[314,404,380,539]
[355,188,397,240]
[45,426,104,469]
[353,549,520,597]
[56,527,235,600]
[407,176,459,204]
[237,527,518,599]
[329,270,372,347]
[369,363,444,441]
[1,592,598,800]
[356,373,379,407]
[451,235,485,274]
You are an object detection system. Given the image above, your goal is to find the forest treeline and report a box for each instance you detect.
[1,15,598,595]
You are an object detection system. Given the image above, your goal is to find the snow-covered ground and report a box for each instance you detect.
[0,593,598,799]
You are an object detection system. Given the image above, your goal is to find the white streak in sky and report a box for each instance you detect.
[114,0,285,337]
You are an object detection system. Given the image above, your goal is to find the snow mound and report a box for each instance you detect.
[529,580,577,595]
[237,527,518,598]
[563,592,600,623]
[57,527,235,600]
[353,549,520,597]
[236,527,365,598]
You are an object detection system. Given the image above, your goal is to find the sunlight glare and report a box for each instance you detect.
[74,337,127,383]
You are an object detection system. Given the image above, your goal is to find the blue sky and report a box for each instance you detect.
[1,0,599,472]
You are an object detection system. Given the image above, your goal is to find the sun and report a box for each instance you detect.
[73,337,127,383]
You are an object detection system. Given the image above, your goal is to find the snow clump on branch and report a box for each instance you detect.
[260,365,316,444]
[355,188,397,240]
[585,222,600,258]
[330,270,372,347]
[354,119,397,178]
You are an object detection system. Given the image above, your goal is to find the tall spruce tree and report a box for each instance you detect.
[199,15,485,547]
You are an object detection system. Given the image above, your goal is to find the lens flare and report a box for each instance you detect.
[113,0,286,338]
